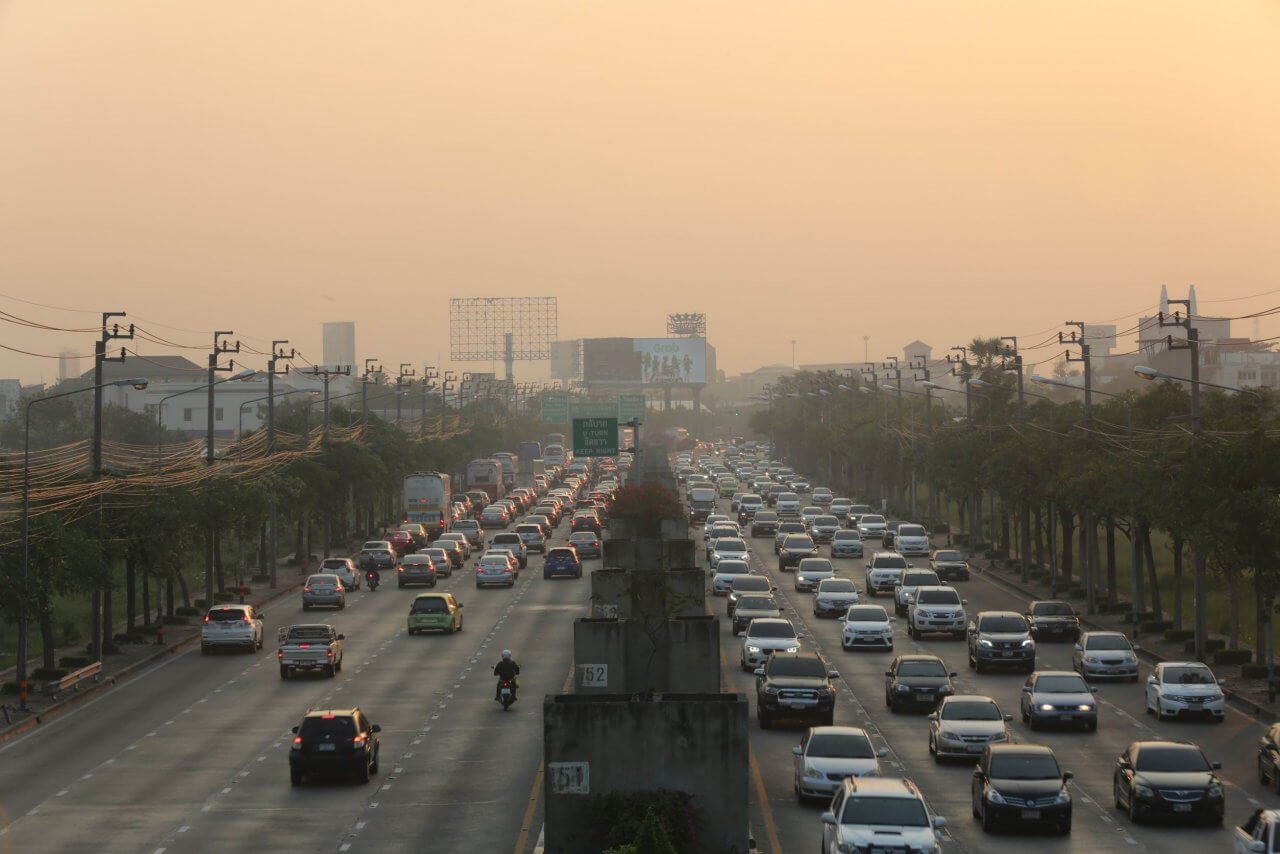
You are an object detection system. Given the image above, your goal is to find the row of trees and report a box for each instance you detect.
[1,394,547,674]
[751,340,1280,664]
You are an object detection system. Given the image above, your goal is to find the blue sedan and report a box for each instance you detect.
[543,546,583,579]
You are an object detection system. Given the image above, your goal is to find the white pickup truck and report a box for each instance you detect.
[277,624,344,680]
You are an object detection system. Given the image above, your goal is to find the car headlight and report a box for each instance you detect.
[764,684,781,694]
[804,763,819,777]
[1052,787,1071,805]
[1133,783,1155,799]
[896,683,911,692]
[938,685,953,694]
[1021,639,1035,648]
[1208,783,1224,799]
[1077,704,1094,712]
[747,645,762,653]
[784,645,800,653]
[1038,703,1054,711]
[987,788,1008,805]
[940,731,964,742]
[978,639,994,648]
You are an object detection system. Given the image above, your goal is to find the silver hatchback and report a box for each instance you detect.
[302,573,346,610]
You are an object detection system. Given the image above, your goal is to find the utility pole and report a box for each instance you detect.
[304,364,352,443]
[946,346,978,549]
[422,365,439,435]
[361,357,382,435]
[1000,337,1032,584]
[396,363,416,428]
[1160,299,1205,657]
[441,371,456,417]
[266,340,295,590]
[912,358,938,528]
[1061,322,1095,613]
[205,331,241,608]
[91,312,134,662]
[881,356,904,511]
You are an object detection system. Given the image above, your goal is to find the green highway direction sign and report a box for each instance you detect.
[573,416,619,457]
[541,392,570,423]
[570,400,619,419]
[618,393,646,424]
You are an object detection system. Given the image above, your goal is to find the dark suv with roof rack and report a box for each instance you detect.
[289,707,381,785]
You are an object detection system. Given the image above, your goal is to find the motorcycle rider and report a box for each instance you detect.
[365,567,381,590]
[493,649,520,701]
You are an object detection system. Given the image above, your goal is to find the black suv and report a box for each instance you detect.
[967,611,1036,673]
[1025,600,1080,642]
[755,652,838,729]
[290,707,382,785]
[972,744,1073,835]
[1114,740,1224,825]
[884,654,956,712]
[778,534,819,571]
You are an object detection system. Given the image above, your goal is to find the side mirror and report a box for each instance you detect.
[828,670,840,679]
[821,811,836,826]
[961,600,968,605]
[949,672,957,678]
[876,747,889,757]
[754,668,765,677]
[1089,685,1098,693]
[277,628,287,642]
[972,768,983,778]
[933,817,947,829]
[1147,675,1157,685]
[736,631,746,638]
[371,724,382,733]
[797,633,806,639]
[884,670,894,677]
[792,746,803,756]
[1117,760,1132,770]
[1003,714,1013,722]
[1211,761,1222,770]
[337,633,346,641]
[1073,644,1083,652]
[291,725,300,734]
[457,603,463,608]
[927,712,938,721]
[1062,771,1074,782]
[1218,679,1226,686]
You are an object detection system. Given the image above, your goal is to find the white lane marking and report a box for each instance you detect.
[177,826,190,833]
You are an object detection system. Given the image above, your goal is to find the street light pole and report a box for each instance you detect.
[1062,322,1095,614]
[265,341,295,589]
[19,377,148,695]
[1001,337,1031,584]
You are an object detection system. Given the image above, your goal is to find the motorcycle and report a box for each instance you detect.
[498,678,516,710]
[366,571,380,592]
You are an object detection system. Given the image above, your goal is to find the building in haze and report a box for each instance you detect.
[58,350,81,384]
[322,321,357,394]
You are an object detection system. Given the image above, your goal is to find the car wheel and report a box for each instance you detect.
[1127,788,1141,823]
[967,650,975,669]
[1020,706,1029,724]
[370,749,379,775]
[741,661,752,673]
[302,603,310,611]
[1028,716,1038,731]
[758,707,773,730]
[821,711,834,726]
[1086,720,1097,732]
[1058,820,1072,836]
[279,665,289,680]
[290,769,303,787]
[1113,779,1124,810]
[325,664,336,678]
[980,803,997,833]
[338,602,345,610]
[201,645,209,656]
[358,759,371,784]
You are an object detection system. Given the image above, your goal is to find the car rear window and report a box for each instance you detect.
[207,608,250,622]
[547,548,577,559]
[902,572,940,586]
[749,622,796,639]
[411,598,447,613]
[321,559,349,569]
[286,627,331,641]
[401,556,432,566]
[898,525,927,537]
[299,716,356,740]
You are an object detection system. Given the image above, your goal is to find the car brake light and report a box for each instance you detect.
[299,643,311,648]
[292,736,302,750]
[304,586,312,592]
[353,734,367,747]
[277,650,284,659]
[326,651,334,658]
[203,615,210,623]
[322,714,335,719]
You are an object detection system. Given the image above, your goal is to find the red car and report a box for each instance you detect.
[387,530,414,556]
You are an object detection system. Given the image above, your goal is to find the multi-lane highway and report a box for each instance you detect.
[704,488,1271,853]
[0,522,593,854]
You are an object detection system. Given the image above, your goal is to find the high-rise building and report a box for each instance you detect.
[322,321,356,371]
[58,349,80,384]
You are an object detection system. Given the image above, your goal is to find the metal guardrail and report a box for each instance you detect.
[42,661,103,699]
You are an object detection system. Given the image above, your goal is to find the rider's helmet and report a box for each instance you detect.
[501,649,512,660]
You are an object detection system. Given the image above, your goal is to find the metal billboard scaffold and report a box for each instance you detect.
[449,296,558,381]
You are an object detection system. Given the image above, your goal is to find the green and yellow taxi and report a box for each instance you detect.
[407,593,464,635]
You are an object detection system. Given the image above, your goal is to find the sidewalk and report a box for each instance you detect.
[0,562,310,743]
[968,550,1280,723]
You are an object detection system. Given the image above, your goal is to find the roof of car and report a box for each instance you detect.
[941,694,997,705]
[1030,670,1083,680]
[303,708,360,719]
[843,777,922,797]
[896,653,945,663]
[987,743,1056,756]
[976,610,1024,619]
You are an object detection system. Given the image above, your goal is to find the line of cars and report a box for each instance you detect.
[693,446,1241,844]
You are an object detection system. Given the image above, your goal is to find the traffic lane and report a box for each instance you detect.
[727,532,1160,854]
[0,577,425,853]
[944,561,1274,831]
[767,551,1234,852]
[0,577,381,837]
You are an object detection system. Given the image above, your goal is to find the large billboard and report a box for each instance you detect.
[583,337,707,385]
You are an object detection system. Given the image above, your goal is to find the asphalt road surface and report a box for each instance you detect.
[0,522,592,854]
[709,492,1272,854]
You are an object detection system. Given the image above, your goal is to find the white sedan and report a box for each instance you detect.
[711,559,753,596]
[709,537,751,570]
[1146,661,1226,722]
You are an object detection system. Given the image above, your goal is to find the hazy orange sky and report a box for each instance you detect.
[2,1,1279,384]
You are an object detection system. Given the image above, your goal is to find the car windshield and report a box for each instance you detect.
[815,516,839,526]
[362,542,390,550]
[847,607,887,622]
[820,580,857,593]
[902,573,939,586]
[480,557,510,567]
[569,534,597,543]
[899,525,926,537]
[942,701,1002,721]
[717,539,747,551]
[1034,675,1089,693]
[933,551,963,562]
[453,522,478,530]
[1134,746,1209,773]
[799,560,833,573]
[784,536,814,548]
[716,561,750,575]
[1033,602,1074,616]
[321,559,349,569]
[897,660,947,677]
[1085,634,1132,651]
[547,549,576,559]
[769,657,826,677]
[1163,665,1216,685]
[737,596,776,611]
[833,531,861,541]
[989,754,1062,780]
[916,590,960,605]
[840,796,929,827]
[807,733,875,759]
[411,598,447,613]
[749,622,796,639]
[873,558,907,570]
[861,515,885,525]
[755,512,778,522]
[979,616,1027,633]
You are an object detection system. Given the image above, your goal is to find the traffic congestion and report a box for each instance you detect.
[690,440,1279,853]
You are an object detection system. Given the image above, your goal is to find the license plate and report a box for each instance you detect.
[782,700,807,708]
[318,744,336,752]
[1001,651,1014,657]
[1059,715,1073,722]
[1020,809,1040,819]
[1189,698,1204,704]
[1173,804,1192,813]
[916,693,933,702]
[501,688,512,697]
